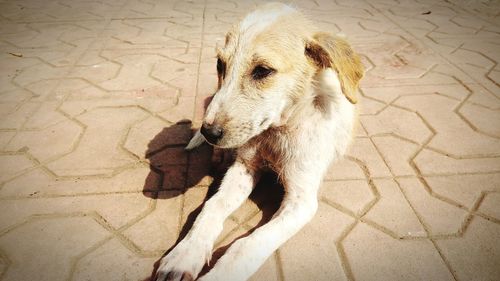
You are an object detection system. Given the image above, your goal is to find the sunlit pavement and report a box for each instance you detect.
[0,0,499,280]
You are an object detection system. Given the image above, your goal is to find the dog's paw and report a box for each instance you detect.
[155,241,210,281]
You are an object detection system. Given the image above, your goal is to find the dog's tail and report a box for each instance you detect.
[185,129,205,150]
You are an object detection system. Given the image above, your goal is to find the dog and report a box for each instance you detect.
[156,3,363,281]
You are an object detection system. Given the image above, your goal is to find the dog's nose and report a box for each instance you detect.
[200,122,223,144]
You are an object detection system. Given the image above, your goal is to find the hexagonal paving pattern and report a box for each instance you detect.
[0,0,499,280]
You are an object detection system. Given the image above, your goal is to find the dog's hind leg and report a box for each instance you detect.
[155,160,259,281]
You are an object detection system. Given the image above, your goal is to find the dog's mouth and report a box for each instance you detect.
[203,136,220,147]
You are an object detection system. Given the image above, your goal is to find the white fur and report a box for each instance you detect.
[239,3,294,35]
[156,4,358,281]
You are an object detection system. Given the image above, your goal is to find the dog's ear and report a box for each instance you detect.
[305,32,363,104]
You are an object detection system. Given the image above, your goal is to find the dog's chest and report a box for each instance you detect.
[253,127,297,172]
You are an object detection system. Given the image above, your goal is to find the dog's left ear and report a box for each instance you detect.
[305,32,363,104]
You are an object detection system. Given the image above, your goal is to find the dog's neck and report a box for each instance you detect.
[278,69,341,130]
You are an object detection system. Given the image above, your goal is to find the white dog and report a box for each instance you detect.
[156,3,363,281]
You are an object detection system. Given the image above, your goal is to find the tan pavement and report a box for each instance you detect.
[0,0,499,280]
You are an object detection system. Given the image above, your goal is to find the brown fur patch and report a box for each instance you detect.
[305,33,364,104]
[305,42,331,68]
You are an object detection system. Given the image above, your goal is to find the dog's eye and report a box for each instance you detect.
[252,65,274,80]
[216,58,226,77]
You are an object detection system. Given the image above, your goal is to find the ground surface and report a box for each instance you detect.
[0,0,499,280]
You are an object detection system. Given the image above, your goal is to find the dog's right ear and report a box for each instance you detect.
[305,32,363,104]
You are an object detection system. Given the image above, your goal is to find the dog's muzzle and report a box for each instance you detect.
[200,122,223,144]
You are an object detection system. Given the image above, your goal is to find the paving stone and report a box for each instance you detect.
[0,193,152,231]
[362,83,470,104]
[13,63,70,87]
[435,217,500,281]
[343,223,455,281]
[320,179,375,215]
[73,238,157,281]
[0,154,34,183]
[0,89,31,103]
[60,97,177,116]
[346,138,392,178]
[478,192,500,221]
[47,107,149,176]
[280,203,354,281]
[395,94,500,156]
[357,95,386,115]
[98,54,181,93]
[0,102,39,130]
[414,149,500,175]
[324,157,366,180]
[123,191,182,253]
[151,59,199,97]
[0,254,6,277]
[398,177,469,236]
[459,102,500,137]
[371,135,419,176]
[364,179,425,238]
[1,0,499,280]
[424,173,500,208]
[361,105,432,144]
[0,166,157,197]
[6,119,82,162]
[21,101,67,129]
[465,84,500,109]
[0,216,110,281]
[0,132,15,149]
[249,254,281,281]
[123,116,191,159]
[158,96,196,123]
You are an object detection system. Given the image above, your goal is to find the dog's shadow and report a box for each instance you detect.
[142,120,284,280]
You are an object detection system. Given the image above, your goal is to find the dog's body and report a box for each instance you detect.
[156,3,363,281]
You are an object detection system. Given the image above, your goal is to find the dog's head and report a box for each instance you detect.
[201,3,363,148]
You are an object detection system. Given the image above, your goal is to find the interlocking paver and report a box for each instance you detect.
[343,223,455,281]
[123,191,182,253]
[6,119,82,162]
[347,138,392,177]
[280,203,354,281]
[0,194,152,231]
[425,174,500,208]
[361,105,433,144]
[395,94,500,156]
[398,177,468,236]
[73,238,157,281]
[0,0,499,280]
[47,107,149,176]
[0,167,154,197]
[478,192,500,221]
[371,135,419,176]
[0,216,109,281]
[0,154,34,183]
[435,217,500,281]
[321,180,375,216]
[364,179,425,238]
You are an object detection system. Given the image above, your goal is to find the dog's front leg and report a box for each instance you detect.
[156,160,258,281]
[199,172,320,281]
